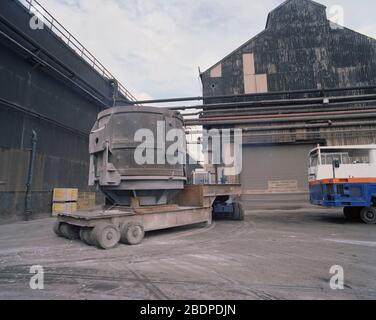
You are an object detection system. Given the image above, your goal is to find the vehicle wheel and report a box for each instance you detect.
[92,223,120,250]
[121,222,145,245]
[232,202,245,221]
[80,228,94,246]
[60,223,80,240]
[360,207,376,225]
[53,221,63,237]
[343,207,361,221]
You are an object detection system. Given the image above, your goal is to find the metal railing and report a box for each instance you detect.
[16,0,137,102]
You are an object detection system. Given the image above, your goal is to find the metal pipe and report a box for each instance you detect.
[196,108,375,122]
[25,130,37,221]
[241,128,376,138]
[0,28,108,107]
[197,106,376,119]
[119,85,376,106]
[0,97,88,137]
[199,100,376,116]
[185,112,376,126]
[240,120,376,132]
[172,93,376,111]
[187,126,376,136]
[0,15,111,106]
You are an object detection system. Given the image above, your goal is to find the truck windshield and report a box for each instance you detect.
[320,150,369,165]
[309,153,318,168]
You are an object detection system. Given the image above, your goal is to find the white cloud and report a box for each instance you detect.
[36,0,376,100]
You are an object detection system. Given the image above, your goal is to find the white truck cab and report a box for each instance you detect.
[309,145,376,182]
[308,145,376,224]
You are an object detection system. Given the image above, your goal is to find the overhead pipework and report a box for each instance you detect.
[120,85,376,128]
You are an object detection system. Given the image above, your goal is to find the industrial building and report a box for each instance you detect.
[0,0,135,222]
[0,0,376,301]
[198,0,376,209]
[2,0,376,220]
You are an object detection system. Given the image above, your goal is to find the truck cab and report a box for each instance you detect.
[308,145,376,224]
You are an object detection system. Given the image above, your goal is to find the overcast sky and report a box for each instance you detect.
[36,0,376,101]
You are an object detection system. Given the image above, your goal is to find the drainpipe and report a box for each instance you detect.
[110,79,118,107]
[25,130,37,221]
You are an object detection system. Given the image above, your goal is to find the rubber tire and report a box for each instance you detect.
[232,202,245,221]
[60,223,80,240]
[80,228,94,246]
[343,207,361,221]
[121,222,145,245]
[92,223,121,250]
[53,221,63,237]
[360,207,376,225]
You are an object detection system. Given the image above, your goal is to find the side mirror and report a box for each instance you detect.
[333,160,340,169]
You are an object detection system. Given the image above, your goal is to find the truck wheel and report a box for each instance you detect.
[360,207,376,224]
[60,223,80,240]
[232,202,245,221]
[343,207,361,221]
[80,228,94,246]
[92,223,121,250]
[121,222,145,245]
[53,221,63,237]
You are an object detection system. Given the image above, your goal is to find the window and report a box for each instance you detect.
[320,150,370,165]
[310,154,318,167]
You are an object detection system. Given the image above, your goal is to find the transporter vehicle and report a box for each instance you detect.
[309,144,376,224]
[53,106,244,249]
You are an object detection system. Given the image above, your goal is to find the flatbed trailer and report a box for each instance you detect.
[54,184,242,249]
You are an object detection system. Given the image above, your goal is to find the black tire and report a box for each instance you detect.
[60,223,80,240]
[343,207,361,221]
[232,202,245,221]
[360,207,376,225]
[121,222,145,245]
[80,228,94,246]
[92,223,120,250]
[53,221,63,237]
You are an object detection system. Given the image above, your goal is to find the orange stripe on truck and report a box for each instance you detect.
[309,178,376,186]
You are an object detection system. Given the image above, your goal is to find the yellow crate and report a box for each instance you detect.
[52,202,77,216]
[53,188,78,202]
[77,199,96,211]
[77,192,96,211]
[78,192,96,201]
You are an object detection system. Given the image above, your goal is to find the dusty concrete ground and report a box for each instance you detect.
[0,207,375,300]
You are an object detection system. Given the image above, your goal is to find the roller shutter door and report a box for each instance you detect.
[240,144,316,208]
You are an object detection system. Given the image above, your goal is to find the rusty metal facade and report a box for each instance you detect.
[200,0,376,202]
[201,0,376,99]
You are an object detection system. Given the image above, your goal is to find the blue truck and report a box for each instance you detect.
[309,145,376,224]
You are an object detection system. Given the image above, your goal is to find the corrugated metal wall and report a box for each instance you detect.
[240,144,315,209]
[240,144,315,194]
[201,0,376,98]
[0,0,117,222]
